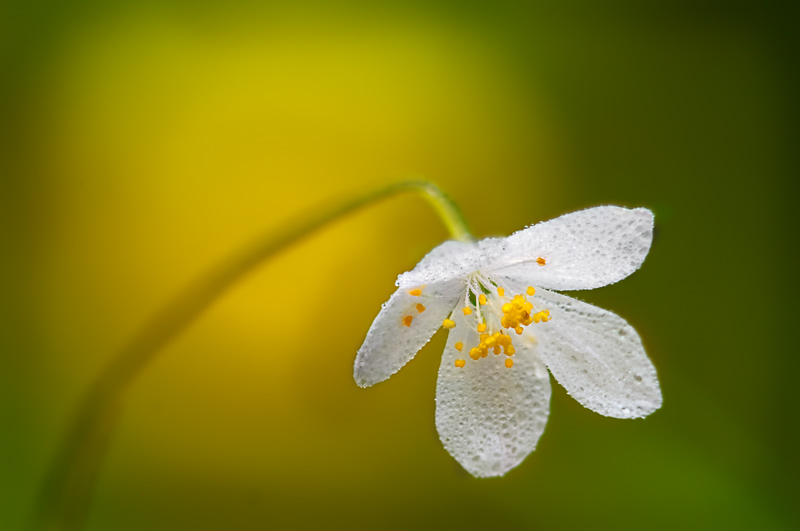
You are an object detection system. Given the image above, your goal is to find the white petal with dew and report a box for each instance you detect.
[490,206,653,291]
[435,307,551,477]
[354,279,463,387]
[397,238,505,288]
[532,289,662,419]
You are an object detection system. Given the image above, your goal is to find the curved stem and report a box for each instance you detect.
[32,180,471,531]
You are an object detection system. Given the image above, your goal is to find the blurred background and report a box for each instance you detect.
[1,1,797,530]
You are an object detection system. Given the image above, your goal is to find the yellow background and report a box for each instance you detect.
[1,1,796,530]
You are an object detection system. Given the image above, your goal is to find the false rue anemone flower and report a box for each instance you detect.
[354,206,662,477]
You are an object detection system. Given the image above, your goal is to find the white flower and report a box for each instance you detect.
[354,206,662,478]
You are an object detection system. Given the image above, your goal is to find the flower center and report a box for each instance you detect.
[449,278,551,369]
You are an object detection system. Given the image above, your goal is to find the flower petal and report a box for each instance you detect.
[354,280,463,387]
[435,307,551,477]
[490,206,653,291]
[397,238,504,288]
[532,289,662,419]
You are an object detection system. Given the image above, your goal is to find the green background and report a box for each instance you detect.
[2,1,797,530]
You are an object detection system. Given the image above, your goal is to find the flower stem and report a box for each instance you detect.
[31,180,471,531]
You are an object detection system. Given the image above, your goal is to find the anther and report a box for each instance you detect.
[416,303,426,313]
[462,307,473,315]
[409,288,422,296]
[526,286,535,296]
[403,315,413,327]
[477,323,487,333]
[455,341,464,351]
[469,347,482,360]
[479,294,487,305]
[505,358,514,368]
[442,318,456,329]
[497,287,505,296]
[455,359,466,368]
[536,257,546,266]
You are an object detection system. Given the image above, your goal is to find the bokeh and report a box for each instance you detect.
[1,1,797,530]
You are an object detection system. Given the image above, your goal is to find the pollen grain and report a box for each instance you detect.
[533,310,551,323]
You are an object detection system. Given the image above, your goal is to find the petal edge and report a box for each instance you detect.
[435,306,551,477]
[533,289,662,419]
[354,280,463,387]
[491,206,654,291]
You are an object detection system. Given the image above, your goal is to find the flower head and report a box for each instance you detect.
[354,206,662,477]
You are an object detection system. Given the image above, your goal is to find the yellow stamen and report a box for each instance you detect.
[477,323,487,333]
[537,257,546,266]
[462,330,517,363]
[499,289,539,336]
[403,315,413,327]
[416,303,426,313]
[455,341,463,351]
[533,310,551,323]
[442,318,456,329]
[408,288,422,296]
[497,287,505,296]
[455,359,466,368]
[526,286,535,296]
[462,307,473,315]
[479,294,487,305]
[505,358,514,368]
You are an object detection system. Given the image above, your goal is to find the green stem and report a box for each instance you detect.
[31,180,471,531]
